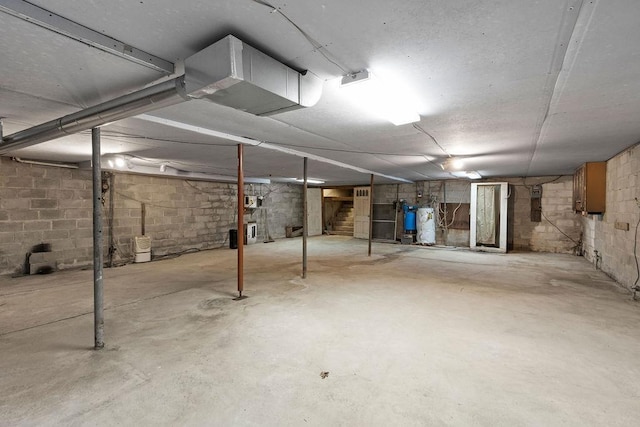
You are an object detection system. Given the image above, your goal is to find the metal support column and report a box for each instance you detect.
[236,144,245,298]
[302,157,308,278]
[92,128,104,349]
[368,174,374,256]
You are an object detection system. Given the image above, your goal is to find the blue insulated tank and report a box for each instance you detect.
[404,210,417,232]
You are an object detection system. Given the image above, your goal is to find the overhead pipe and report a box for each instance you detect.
[0,76,188,154]
[12,157,79,169]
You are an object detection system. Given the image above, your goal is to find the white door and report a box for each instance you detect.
[306,188,323,236]
[353,186,370,239]
[470,182,508,253]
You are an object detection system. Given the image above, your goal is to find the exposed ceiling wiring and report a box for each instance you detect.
[126,153,238,174]
[250,0,349,74]
[413,124,450,158]
[81,129,236,148]
[88,129,441,159]
[260,140,431,157]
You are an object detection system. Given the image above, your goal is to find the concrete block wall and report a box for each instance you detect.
[0,157,94,275]
[0,157,303,276]
[373,180,471,244]
[505,176,581,253]
[102,176,303,264]
[582,144,640,289]
[373,176,580,252]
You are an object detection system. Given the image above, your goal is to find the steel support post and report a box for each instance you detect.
[302,157,308,278]
[237,144,244,297]
[92,128,104,349]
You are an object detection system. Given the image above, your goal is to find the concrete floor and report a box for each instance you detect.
[1,236,639,426]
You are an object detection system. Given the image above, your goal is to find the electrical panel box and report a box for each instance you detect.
[246,222,257,244]
[244,195,258,209]
[531,184,542,199]
[573,162,606,214]
[530,184,542,222]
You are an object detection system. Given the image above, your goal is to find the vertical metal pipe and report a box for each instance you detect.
[107,173,115,268]
[0,117,4,142]
[302,157,308,278]
[92,128,104,350]
[141,203,146,235]
[237,144,244,297]
[368,174,374,256]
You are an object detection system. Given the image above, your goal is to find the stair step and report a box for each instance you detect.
[336,215,353,221]
[330,202,355,236]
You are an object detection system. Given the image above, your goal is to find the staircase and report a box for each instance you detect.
[331,202,354,236]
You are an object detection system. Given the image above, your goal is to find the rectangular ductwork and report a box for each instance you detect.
[0,35,322,154]
[185,35,323,116]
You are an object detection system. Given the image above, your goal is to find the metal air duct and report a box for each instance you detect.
[0,35,323,154]
[185,35,323,115]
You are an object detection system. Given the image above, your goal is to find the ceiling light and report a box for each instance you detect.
[115,157,125,168]
[465,171,482,180]
[442,157,464,171]
[295,178,325,184]
[340,70,420,126]
[159,164,167,172]
[449,170,482,180]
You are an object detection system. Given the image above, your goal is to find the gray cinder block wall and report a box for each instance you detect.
[0,158,94,275]
[582,143,640,289]
[0,157,303,276]
[106,175,302,265]
[373,176,581,252]
[508,176,581,253]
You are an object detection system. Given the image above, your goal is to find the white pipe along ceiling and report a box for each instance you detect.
[1,0,640,185]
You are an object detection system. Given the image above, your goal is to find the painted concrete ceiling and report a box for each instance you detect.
[1,0,639,185]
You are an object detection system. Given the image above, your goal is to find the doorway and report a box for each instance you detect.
[470,182,508,252]
[353,186,371,239]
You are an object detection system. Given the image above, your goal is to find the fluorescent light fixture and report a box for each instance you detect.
[340,70,420,126]
[295,178,325,184]
[449,170,482,180]
[442,157,464,171]
[465,171,482,180]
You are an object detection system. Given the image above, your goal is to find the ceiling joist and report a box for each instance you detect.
[0,0,174,74]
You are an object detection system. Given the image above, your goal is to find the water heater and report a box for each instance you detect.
[416,208,436,245]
